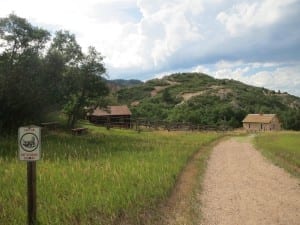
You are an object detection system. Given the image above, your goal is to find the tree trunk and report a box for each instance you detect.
[70,114,77,128]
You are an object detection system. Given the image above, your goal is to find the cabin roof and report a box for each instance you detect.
[91,105,132,117]
[242,114,277,123]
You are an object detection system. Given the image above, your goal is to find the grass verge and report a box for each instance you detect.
[254,131,300,178]
[0,125,222,225]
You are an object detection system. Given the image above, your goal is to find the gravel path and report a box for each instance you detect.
[199,137,300,225]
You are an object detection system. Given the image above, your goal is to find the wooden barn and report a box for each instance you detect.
[88,105,132,128]
[242,114,281,131]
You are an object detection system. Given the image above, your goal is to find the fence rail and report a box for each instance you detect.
[89,116,232,132]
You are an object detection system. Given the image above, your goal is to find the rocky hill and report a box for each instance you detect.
[115,73,300,129]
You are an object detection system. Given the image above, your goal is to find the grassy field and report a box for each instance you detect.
[254,131,300,178]
[0,125,222,225]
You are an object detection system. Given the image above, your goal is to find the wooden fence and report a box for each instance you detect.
[91,116,232,132]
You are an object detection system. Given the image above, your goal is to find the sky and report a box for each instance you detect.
[1,0,300,96]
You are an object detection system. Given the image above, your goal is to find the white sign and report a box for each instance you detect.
[18,126,41,161]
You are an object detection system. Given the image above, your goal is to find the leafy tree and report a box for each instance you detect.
[45,30,84,107]
[46,31,109,127]
[48,30,83,66]
[281,109,300,130]
[0,14,109,131]
[63,47,109,127]
[0,14,50,131]
[0,14,49,58]
[162,88,173,104]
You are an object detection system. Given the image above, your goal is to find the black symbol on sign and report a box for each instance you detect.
[20,133,39,152]
[23,137,36,148]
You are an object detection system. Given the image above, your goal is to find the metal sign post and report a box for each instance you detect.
[18,126,41,225]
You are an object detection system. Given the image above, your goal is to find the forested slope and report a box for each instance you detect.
[116,73,300,129]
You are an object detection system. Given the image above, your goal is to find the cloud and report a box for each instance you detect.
[247,66,300,96]
[193,61,300,97]
[99,0,205,75]
[0,0,300,96]
[216,0,297,36]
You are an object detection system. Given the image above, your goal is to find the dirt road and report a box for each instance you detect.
[199,137,300,225]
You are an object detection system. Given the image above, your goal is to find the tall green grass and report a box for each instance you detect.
[254,131,300,178]
[0,126,221,225]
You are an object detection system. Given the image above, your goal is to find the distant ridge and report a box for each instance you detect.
[106,79,143,92]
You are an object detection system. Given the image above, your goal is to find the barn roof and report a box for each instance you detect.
[91,105,132,117]
[242,114,277,123]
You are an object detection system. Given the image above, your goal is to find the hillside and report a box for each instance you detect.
[116,73,300,130]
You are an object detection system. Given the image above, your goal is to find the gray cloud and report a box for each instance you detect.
[1,0,299,96]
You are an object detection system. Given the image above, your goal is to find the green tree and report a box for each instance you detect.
[0,14,50,131]
[63,47,109,127]
[281,109,300,130]
[47,31,109,127]
[0,14,110,131]
[48,30,83,66]
[45,30,84,107]
[0,14,49,60]
[162,88,173,104]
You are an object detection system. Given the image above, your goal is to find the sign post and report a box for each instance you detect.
[27,161,36,225]
[18,126,41,225]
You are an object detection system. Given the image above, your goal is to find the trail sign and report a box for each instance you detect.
[19,126,41,161]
